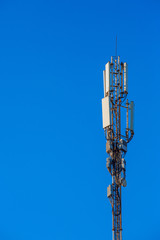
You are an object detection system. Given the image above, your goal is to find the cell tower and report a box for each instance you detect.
[102,54,134,240]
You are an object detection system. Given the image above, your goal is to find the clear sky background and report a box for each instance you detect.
[0,0,159,239]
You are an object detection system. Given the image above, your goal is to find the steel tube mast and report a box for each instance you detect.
[102,54,134,240]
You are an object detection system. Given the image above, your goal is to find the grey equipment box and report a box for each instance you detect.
[121,158,126,169]
[118,139,127,152]
[121,178,127,187]
[107,185,112,198]
[106,141,113,154]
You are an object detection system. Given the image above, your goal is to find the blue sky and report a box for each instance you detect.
[0,0,159,239]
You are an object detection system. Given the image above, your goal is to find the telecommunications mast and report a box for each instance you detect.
[102,53,134,240]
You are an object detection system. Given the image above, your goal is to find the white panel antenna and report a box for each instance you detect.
[124,62,128,92]
[105,62,110,94]
[130,101,134,130]
[120,63,124,90]
[103,62,111,96]
[110,63,113,94]
[102,96,111,129]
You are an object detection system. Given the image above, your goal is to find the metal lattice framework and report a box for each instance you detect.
[102,56,134,240]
